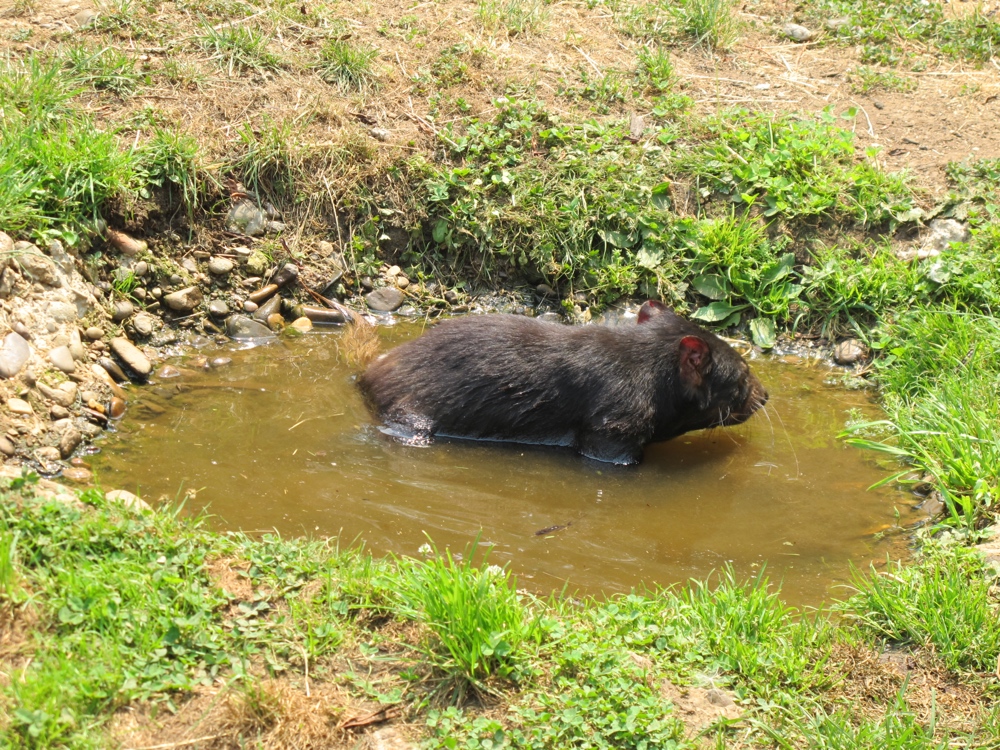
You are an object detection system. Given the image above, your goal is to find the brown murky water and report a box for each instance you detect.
[90,322,916,606]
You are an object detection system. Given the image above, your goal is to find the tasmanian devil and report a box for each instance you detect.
[357,301,768,465]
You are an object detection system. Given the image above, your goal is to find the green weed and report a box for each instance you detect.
[63,45,144,96]
[315,38,380,92]
[637,45,677,92]
[619,0,741,51]
[136,126,212,221]
[843,541,1000,674]
[848,65,917,94]
[197,24,281,75]
[395,539,544,692]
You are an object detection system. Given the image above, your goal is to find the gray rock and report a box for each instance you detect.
[365,287,406,312]
[783,22,816,41]
[0,332,31,378]
[14,244,61,287]
[208,299,230,317]
[68,330,87,362]
[13,322,30,340]
[208,257,235,276]
[59,427,83,459]
[35,446,61,463]
[226,199,269,236]
[37,381,76,408]
[85,327,104,341]
[834,339,867,365]
[110,337,152,378]
[163,286,203,312]
[243,300,259,313]
[156,365,181,379]
[133,287,147,301]
[132,313,154,337]
[134,261,149,277]
[113,300,135,322]
[0,435,15,457]
[371,127,391,142]
[48,346,77,374]
[225,315,277,340]
[50,404,70,420]
[210,357,232,368]
[272,263,299,287]
[98,357,129,383]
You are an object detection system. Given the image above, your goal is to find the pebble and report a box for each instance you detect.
[783,22,816,41]
[113,300,135,322]
[85,327,104,341]
[156,365,181,379]
[110,337,152,378]
[13,322,30,340]
[396,276,410,289]
[163,286,203,312]
[370,127,391,141]
[106,228,147,256]
[36,381,76,407]
[49,346,77,374]
[35,446,61,462]
[70,8,99,27]
[62,467,93,483]
[134,261,149,277]
[50,404,70,420]
[208,257,235,276]
[834,339,868,365]
[365,287,406,312]
[209,357,232,368]
[7,398,33,416]
[266,313,285,331]
[224,315,277,340]
[59,427,83,459]
[208,300,230,317]
[290,317,313,333]
[133,313,154,337]
[110,397,127,419]
[98,357,129,383]
[253,294,283,322]
[444,289,460,305]
[0,435,14,456]
[169,274,183,286]
[226,199,269,236]
[233,246,253,260]
[106,489,151,512]
[15,245,61,287]
[151,287,163,299]
[68,330,87,361]
[244,300,259,313]
[0,331,31,378]
[248,284,279,304]
[133,287,147,301]
[536,283,556,297]
[272,263,299,287]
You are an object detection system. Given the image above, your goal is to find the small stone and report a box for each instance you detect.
[226,199,269,236]
[783,22,816,41]
[110,396,127,419]
[134,261,149,277]
[13,322,30,340]
[113,300,135,322]
[290,317,313,333]
[50,404,70,420]
[110,337,152,378]
[169,274,183,286]
[0,332,31,379]
[106,228,147,256]
[233,246,252,259]
[208,300,230,317]
[444,289,460,305]
[156,365,181,379]
[133,287,147,301]
[59,427,83,459]
[396,276,410,289]
[365,287,406,312]
[386,265,402,277]
[151,287,163,299]
[272,263,299,287]
[266,313,285,331]
[163,286,203,312]
[208,257,235,276]
[85,327,104,341]
[317,241,334,255]
[36,381,76,408]
[98,357,129,383]
[133,313,155,337]
[68,330,87,362]
[370,127,391,141]
[8,398,33,416]
[536,284,556,297]
[834,339,867,366]
[243,300,259,313]
[253,293,283,322]
[62,467,93,483]
[0,435,15,456]
[15,247,61,287]
[921,490,945,517]
[70,9,99,28]
[225,315,277,340]
[35,446,61,462]
[825,16,851,31]
[210,357,232,368]
[49,346,77,374]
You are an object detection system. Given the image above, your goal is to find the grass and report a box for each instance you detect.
[475,0,550,37]
[196,24,282,76]
[619,0,741,51]
[3,482,996,747]
[314,38,380,92]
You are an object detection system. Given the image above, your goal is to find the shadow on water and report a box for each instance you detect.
[90,323,918,607]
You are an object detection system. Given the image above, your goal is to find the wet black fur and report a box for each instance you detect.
[358,306,768,465]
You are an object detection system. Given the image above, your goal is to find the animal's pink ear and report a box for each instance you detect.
[637,300,669,324]
[678,336,711,387]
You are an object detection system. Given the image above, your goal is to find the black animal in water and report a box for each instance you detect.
[358,301,768,465]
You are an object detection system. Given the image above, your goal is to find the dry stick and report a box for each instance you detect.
[573,45,603,76]
[853,103,876,137]
[301,645,311,698]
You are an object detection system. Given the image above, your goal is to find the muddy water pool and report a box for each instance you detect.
[90,322,917,606]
